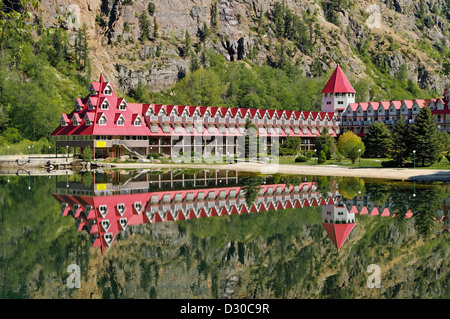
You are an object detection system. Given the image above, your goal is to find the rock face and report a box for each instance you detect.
[34,0,449,96]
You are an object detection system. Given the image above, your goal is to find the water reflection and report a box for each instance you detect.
[52,170,450,254]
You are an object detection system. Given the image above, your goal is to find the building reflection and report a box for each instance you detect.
[53,170,449,254]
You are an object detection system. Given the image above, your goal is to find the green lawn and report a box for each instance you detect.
[277,156,450,169]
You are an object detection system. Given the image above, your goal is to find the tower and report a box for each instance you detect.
[322,202,355,251]
[321,65,356,113]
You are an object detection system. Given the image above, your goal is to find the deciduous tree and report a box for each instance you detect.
[337,131,365,164]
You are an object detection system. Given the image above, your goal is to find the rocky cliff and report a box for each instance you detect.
[35,0,449,97]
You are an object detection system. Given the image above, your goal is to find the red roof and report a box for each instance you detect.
[322,65,356,94]
[322,222,355,251]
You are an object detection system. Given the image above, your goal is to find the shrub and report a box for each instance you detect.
[82,146,93,162]
[381,160,397,168]
[147,152,163,159]
[295,156,307,162]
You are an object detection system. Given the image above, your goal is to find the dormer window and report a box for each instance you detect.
[117,114,125,126]
[60,114,69,127]
[99,114,107,126]
[101,98,109,110]
[85,118,91,126]
[75,101,82,111]
[119,102,127,110]
[134,116,142,126]
[72,116,79,126]
[103,84,112,95]
[88,99,94,110]
[89,85,97,96]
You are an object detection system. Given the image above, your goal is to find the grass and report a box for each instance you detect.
[278,156,450,169]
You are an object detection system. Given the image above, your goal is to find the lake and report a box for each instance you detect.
[0,169,448,299]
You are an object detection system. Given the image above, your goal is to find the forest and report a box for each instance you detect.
[0,0,446,155]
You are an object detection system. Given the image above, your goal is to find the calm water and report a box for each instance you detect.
[0,169,448,299]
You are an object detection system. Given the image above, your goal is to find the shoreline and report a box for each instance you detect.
[0,156,449,182]
[107,162,450,182]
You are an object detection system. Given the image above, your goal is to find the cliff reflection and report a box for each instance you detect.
[53,170,450,254]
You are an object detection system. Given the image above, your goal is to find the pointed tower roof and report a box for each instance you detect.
[99,72,104,83]
[322,65,356,94]
[322,222,355,251]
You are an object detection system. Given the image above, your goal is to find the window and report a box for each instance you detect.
[117,115,125,126]
[73,118,79,126]
[119,102,127,110]
[85,117,91,126]
[75,102,81,111]
[338,101,344,105]
[104,85,112,95]
[101,102,108,110]
[327,101,331,105]
[99,116,107,125]
[134,118,142,126]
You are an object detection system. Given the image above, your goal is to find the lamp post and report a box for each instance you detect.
[66,145,69,162]
[7,146,9,156]
[413,150,416,168]
[28,146,31,163]
[358,149,361,167]
[314,149,317,164]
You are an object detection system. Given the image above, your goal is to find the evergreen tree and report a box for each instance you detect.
[139,12,151,42]
[318,150,326,164]
[363,122,391,158]
[153,17,159,40]
[407,106,442,166]
[389,118,408,166]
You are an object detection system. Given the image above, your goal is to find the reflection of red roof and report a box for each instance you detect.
[322,65,356,94]
[322,222,355,251]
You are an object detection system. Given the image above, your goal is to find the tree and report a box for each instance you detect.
[139,12,151,42]
[318,150,326,164]
[363,122,391,158]
[148,2,156,16]
[315,128,335,159]
[82,146,93,162]
[407,106,442,166]
[389,118,409,166]
[337,131,365,164]
[280,135,302,156]
[171,68,225,107]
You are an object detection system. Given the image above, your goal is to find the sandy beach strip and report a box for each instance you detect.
[107,162,450,182]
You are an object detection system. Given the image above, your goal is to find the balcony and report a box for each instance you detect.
[161,116,170,123]
[363,120,372,125]
[342,121,351,126]
[353,121,361,126]
[385,120,394,125]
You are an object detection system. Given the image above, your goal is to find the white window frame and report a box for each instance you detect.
[117,115,125,126]
[99,115,107,126]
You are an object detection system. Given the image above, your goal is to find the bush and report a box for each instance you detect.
[147,152,163,159]
[295,156,307,162]
[381,160,397,168]
[306,150,314,159]
[82,146,93,162]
